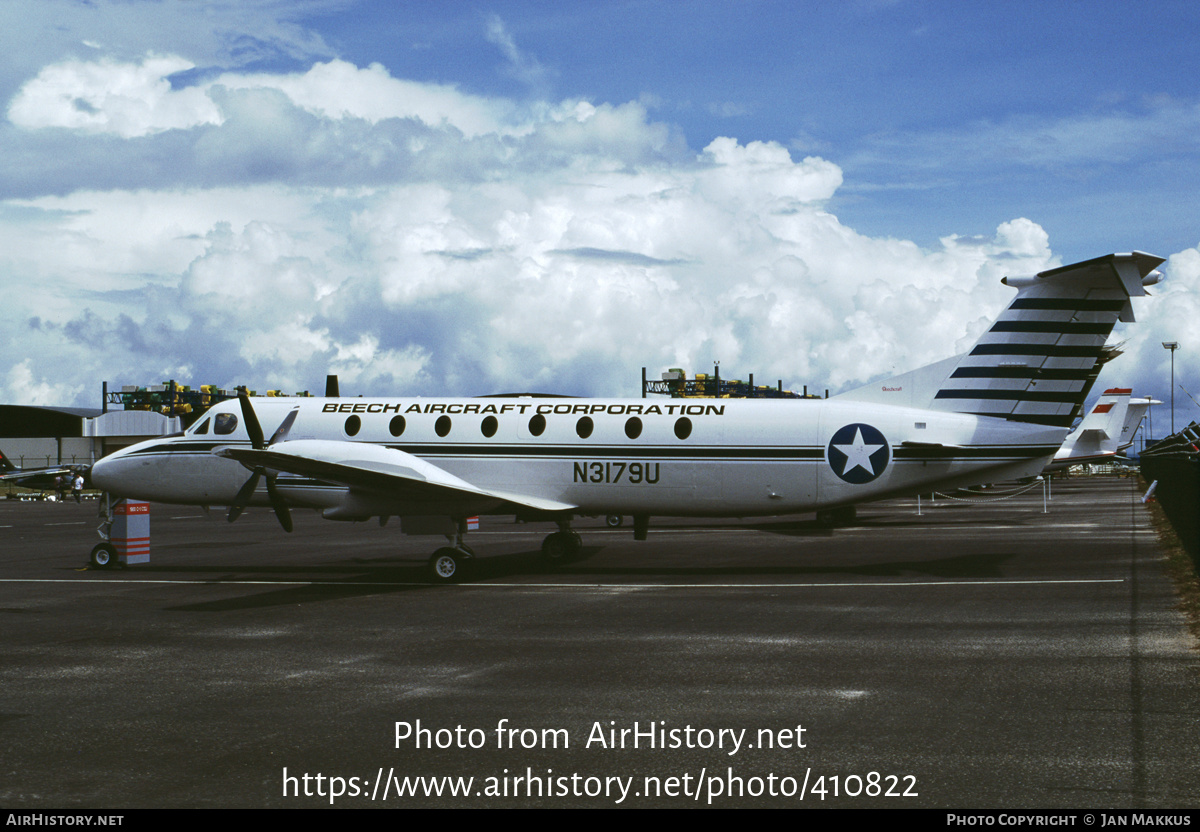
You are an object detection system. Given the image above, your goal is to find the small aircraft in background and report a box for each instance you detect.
[1047,389,1157,470]
[0,448,84,495]
[91,252,1164,579]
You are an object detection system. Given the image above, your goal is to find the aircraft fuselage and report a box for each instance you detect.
[93,395,1065,519]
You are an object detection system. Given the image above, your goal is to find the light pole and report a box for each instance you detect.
[1145,396,1153,452]
[1163,341,1179,435]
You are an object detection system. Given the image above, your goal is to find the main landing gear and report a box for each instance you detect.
[815,505,857,528]
[425,516,588,583]
[424,514,627,581]
[541,520,583,565]
[426,520,475,582]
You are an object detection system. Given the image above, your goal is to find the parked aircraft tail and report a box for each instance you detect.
[837,252,1165,427]
[1120,396,1157,452]
[1047,388,1137,469]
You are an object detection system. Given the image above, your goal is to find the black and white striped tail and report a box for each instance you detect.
[933,252,1164,427]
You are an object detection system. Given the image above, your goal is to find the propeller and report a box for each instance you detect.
[227,391,298,532]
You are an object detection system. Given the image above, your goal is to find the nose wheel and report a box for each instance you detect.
[89,542,118,569]
[89,493,119,569]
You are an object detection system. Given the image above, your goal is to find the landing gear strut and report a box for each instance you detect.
[91,493,118,569]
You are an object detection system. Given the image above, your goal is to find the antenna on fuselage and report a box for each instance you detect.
[325,374,340,397]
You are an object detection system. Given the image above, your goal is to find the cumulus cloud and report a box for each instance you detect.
[0,51,1186,417]
[1120,243,1200,418]
[7,54,592,144]
[3,359,82,407]
[8,54,222,137]
[214,59,526,138]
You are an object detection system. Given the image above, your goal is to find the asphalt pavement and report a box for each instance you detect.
[0,476,1196,808]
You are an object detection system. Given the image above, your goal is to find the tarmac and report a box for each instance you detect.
[0,476,1197,808]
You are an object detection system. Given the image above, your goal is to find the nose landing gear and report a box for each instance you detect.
[90,542,118,569]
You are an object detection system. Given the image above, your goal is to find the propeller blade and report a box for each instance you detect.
[230,394,296,530]
[238,391,265,449]
[265,475,293,533]
[227,468,262,523]
[267,407,300,446]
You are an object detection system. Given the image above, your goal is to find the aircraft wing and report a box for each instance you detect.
[215,439,577,514]
[0,466,73,482]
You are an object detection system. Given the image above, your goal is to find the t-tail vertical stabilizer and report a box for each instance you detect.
[1048,388,1134,469]
[835,252,1165,426]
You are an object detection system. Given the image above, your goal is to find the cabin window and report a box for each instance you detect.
[674,417,692,440]
[436,415,452,437]
[624,417,643,439]
[481,415,498,437]
[389,415,406,437]
[345,415,361,436]
[576,416,594,438]
[529,414,546,436]
[214,413,238,435]
[192,417,210,435]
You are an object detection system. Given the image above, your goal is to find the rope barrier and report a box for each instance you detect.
[929,478,1046,504]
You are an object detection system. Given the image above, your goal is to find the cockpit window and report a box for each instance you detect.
[192,417,210,435]
[214,413,239,435]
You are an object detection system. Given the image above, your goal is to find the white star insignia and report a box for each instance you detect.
[833,428,884,477]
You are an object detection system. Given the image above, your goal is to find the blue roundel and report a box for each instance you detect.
[827,423,890,484]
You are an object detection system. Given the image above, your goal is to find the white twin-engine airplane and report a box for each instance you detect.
[91,252,1164,580]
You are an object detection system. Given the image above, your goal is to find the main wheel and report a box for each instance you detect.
[429,548,467,582]
[815,506,857,528]
[90,542,118,569]
[541,531,582,565]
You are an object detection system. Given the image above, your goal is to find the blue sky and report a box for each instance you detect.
[306,0,1200,257]
[1,0,1198,432]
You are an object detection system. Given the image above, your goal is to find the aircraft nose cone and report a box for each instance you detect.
[89,454,121,493]
[90,448,142,496]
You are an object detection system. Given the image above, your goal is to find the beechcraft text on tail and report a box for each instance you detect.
[90,251,1165,580]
